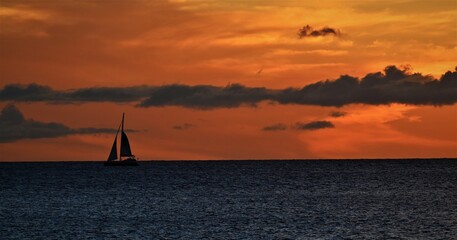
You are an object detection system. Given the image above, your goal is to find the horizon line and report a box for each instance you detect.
[1,158,456,163]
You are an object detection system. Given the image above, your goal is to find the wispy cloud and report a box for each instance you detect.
[172,123,193,130]
[329,111,347,117]
[262,123,287,131]
[294,121,335,130]
[298,25,341,38]
[262,121,334,131]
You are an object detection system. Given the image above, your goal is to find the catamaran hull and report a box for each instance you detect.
[104,158,139,166]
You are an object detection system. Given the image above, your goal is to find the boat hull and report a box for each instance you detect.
[104,158,139,166]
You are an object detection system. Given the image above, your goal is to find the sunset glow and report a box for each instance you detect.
[0,0,456,161]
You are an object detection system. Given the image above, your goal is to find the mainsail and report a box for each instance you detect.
[120,113,134,157]
[120,131,133,157]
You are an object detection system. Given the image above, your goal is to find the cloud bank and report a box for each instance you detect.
[0,84,156,103]
[0,104,117,142]
[1,66,456,108]
[139,84,273,109]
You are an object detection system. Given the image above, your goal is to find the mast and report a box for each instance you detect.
[122,112,125,134]
[120,112,124,160]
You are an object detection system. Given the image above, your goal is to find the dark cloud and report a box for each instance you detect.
[298,25,341,38]
[329,111,347,118]
[275,66,457,107]
[139,84,273,109]
[1,66,456,108]
[263,121,333,131]
[0,84,156,103]
[172,123,193,130]
[0,104,118,143]
[0,84,54,101]
[262,123,287,131]
[294,121,334,130]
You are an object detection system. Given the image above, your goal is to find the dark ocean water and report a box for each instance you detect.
[1,160,457,239]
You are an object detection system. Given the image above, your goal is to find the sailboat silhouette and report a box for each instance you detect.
[104,113,139,166]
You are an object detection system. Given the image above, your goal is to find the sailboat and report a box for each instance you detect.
[104,113,139,166]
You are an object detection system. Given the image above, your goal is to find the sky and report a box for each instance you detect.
[0,0,456,161]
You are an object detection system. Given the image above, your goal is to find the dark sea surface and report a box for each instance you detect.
[1,160,457,239]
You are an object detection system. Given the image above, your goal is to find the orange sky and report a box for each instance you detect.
[0,0,456,161]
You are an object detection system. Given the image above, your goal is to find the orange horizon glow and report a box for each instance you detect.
[0,0,456,161]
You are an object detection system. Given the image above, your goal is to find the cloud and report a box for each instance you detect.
[275,66,457,107]
[141,66,457,108]
[294,121,335,130]
[0,84,156,103]
[172,123,193,130]
[298,25,341,38]
[262,123,287,131]
[0,104,117,143]
[329,111,347,117]
[1,66,456,108]
[0,84,54,101]
[263,121,333,131]
[139,84,273,109]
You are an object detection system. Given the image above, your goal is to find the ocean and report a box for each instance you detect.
[1,160,456,239]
